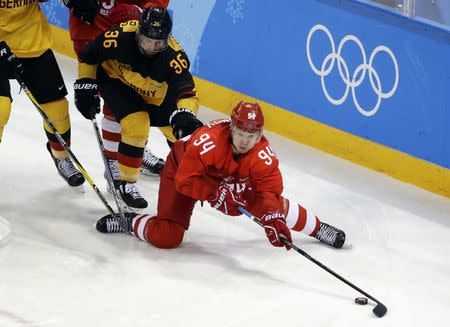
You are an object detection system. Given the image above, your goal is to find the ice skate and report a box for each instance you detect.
[96,212,137,234]
[118,181,148,209]
[314,222,346,248]
[140,148,165,177]
[47,142,85,190]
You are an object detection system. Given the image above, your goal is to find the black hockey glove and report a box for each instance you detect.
[0,41,25,82]
[74,78,100,120]
[170,109,204,140]
[63,0,99,24]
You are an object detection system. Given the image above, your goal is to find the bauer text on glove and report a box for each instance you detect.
[74,78,100,120]
[261,211,292,250]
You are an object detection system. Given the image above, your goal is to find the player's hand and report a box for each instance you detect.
[0,41,25,82]
[208,182,246,216]
[261,211,292,250]
[74,78,100,120]
[64,0,99,24]
[170,109,203,139]
[103,4,143,23]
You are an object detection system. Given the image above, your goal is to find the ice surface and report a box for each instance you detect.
[0,53,449,327]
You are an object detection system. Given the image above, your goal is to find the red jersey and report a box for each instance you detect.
[69,0,169,43]
[171,119,284,217]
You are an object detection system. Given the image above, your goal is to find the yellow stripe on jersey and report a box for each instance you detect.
[102,59,169,106]
[0,1,52,58]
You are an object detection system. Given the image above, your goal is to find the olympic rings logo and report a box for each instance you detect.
[306,24,399,117]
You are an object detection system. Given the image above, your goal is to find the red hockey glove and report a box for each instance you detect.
[208,183,246,216]
[104,4,143,24]
[261,211,292,250]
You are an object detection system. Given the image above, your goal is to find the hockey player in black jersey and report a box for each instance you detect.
[74,7,203,209]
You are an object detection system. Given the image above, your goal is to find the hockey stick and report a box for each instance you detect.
[91,117,129,230]
[238,207,388,318]
[14,77,125,227]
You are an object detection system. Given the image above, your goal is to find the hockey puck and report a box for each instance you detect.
[355,297,368,305]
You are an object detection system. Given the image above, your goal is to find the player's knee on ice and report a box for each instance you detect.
[146,219,185,249]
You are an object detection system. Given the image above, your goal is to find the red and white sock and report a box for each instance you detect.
[131,214,154,242]
[283,197,321,236]
[101,104,121,160]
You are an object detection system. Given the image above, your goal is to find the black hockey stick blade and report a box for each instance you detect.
[373,303,388,317]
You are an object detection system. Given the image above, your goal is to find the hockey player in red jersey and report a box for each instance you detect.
[65,0,170,181]
[95,101,346,250]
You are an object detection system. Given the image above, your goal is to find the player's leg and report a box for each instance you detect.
[101,101,165,178]
[118,111,150,208]
[281,196,346,248]
[20,50,84,186]
[0,77,12,143]
[96,151,194,249]
[97,72,149,208]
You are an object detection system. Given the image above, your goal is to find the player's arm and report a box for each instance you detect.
[174,132,220,201]
[74,26,118,120]
[74,29,110,119]
[249,146,284,216]
[248,145,292,249]
[167,46,202,139]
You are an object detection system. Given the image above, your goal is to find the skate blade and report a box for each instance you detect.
[113,197,145,215]
[140,170,161,179]
[342,240,353,249]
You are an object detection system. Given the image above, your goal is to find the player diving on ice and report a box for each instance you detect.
[95,101,346,250]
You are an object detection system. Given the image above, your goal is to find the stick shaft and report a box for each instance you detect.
[91,118,128,230]
[238,207,385,306]
[18,80,117,218]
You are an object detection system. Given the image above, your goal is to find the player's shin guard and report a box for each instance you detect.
[116,112,149,208]
[0,96,12,142]
[42,98,71,159]
[118,111,149,182]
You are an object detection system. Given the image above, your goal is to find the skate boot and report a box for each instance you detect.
[96,212,137,234]
[140,148,165,176]
[119,181,148,209]
[314,222,346,248]
[104,158,120,194]
[47,143,85,187]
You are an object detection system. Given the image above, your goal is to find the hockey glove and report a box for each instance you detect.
[104,4,143,23]
[208,182,246,216]
[74,78,100,120]
[261,211,292,250]
[63,0,99,24]
[170,109,204,140]
[0,41,24,82]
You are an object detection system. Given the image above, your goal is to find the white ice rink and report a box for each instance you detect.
[1,53,450,327]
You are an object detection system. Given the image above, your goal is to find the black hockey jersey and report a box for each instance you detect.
[78,20,198,113]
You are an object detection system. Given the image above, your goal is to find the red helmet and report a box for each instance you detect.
[230,101,264,133]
